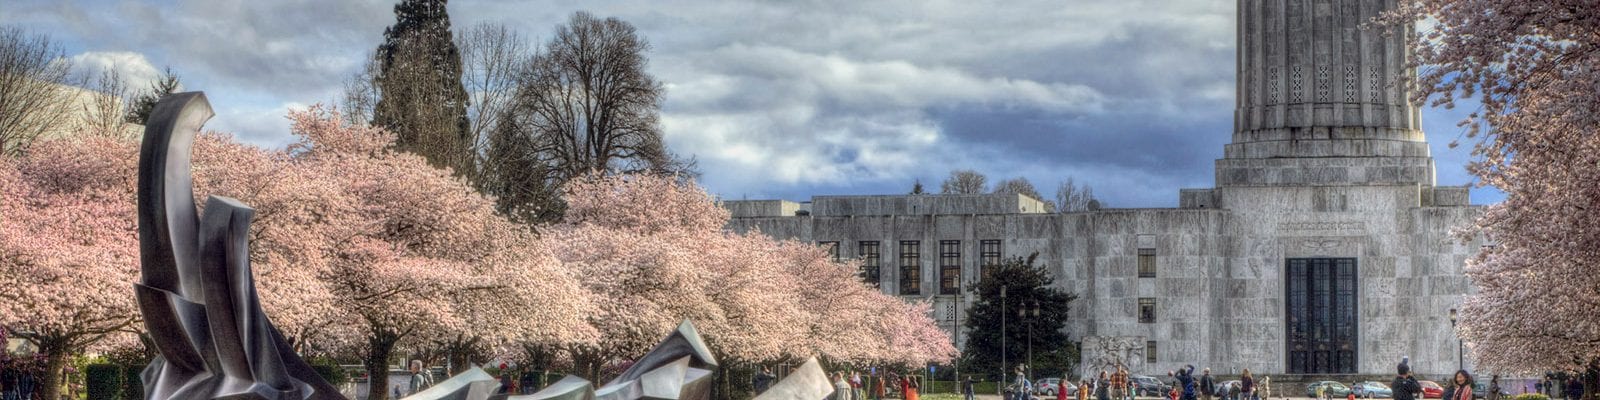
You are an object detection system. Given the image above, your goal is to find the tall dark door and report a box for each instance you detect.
[1286,258,1358,374]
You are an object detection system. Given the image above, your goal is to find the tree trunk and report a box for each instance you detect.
[36,336,71,400]
[366,328,401,400]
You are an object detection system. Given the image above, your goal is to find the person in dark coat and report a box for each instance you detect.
[1200,369,1216,400]
[1179,366,1199,400]
[1391,361,1423,400]
[1568,377,1584,400]
[753,367,776,394]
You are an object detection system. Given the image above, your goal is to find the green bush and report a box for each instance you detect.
[310,362,350,386]
[85,364,123,400]
[1511,394,1550,400]
[119,365,145,400]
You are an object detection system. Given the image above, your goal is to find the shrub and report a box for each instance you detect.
[85,364,122,400]
[1511,394,1550,400]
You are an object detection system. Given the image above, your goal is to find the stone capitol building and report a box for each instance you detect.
[723,0,1482,378]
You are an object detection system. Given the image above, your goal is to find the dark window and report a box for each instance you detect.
[900,241,921,295]
[1146,341,1158,363]
[1138,248,1156,278]
[1138,298,1156,323]
[939,240,960,295]
[819,241,840,263]
[980,240,1002,281]
[859,241,880,287]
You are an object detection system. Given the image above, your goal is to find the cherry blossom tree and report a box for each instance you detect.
[1380,0,1600,374]
[551,173,956,383]
[0,137,143,400]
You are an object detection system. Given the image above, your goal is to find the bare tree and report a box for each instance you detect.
[993,177,1056,211]
[0,26,78,156]
[456,22,529,165]
[513,11,687,180]
[1055,177,1098,212]
[939,169,988,194]
[340,51,382,126]
[82,67,130,137]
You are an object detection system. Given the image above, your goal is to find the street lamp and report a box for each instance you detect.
[1450,308,1462,370]
[1021,300,1040,383]
[1001,285,1007,394]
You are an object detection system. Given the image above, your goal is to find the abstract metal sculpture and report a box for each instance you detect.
[518,321,716,400]
[403,367,500,400]
[751,358,832,400]
[136,92,344,400]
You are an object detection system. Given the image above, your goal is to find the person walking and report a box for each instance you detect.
[872,372,886,400]
[1567,377,1583,400]
[408,360,434,395]
[905,375,921,400]
[963,375,977,400]
[832,372,852,400]
[1261,376,1271,400]
[1080,380,1092,400]
[1240,369,1255,400]
[1014,366,1033,400]
[1200,369,1216,400]
[1058,375,1071,400]
[1097,371,1112,400]
[1112,366,1128,400]
[852,371,865,400]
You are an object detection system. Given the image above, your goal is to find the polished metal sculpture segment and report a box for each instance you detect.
[136,92,344,400]
[751,358,831,400]
[401,367,499,400]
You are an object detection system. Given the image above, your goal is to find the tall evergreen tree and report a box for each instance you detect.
[961,253,1079,382]
[372,0,472,175]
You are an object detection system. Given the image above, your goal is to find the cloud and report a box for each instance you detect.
[8,0,1491,207]
[69,51,164,87]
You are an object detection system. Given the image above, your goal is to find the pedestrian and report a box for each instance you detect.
[1097,371,1112,400]
[1262,376,1271,400]
[963,375,977,400]
[408,360,433,395]
[1392,361,1422,400]
[1488,375,1502,400]
[873,372,886,400]
[1080,380,1091,400]
[1200,369,1216,400]
[853,371,865,400]
[1112,366,1128,400]
[754,367,776,395]
[1059,375,1071,400]
[1,362,16,400]
[1014,366,1033,400]
[1241,369,1255,400]
[1179,366,1198,400]
[1567,377,1583,400]
[905,375,921,400]
[832,372,852,400]
[1443,370,1475,400]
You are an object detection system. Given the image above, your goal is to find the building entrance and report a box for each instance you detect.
[1286,258,1358,374]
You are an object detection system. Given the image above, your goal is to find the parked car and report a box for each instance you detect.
[1036,378,1078,397]
[1353,382,1394,398]
[1306,381,1353,398]
[1420,381,1445,398]
[1133,375,1173,397]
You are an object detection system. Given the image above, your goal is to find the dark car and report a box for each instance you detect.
[1420,381,1444,399]
[1353,382,1394,398]
[1307,381,1353,398]
[1133,375,1173,397]
[1471,382,1509,399]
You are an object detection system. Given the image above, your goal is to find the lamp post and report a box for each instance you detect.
[1001,285,1007,394]
[1450,308,1462,370]
[1020,300,1039,383]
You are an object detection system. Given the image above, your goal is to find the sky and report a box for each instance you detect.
[1,0,1502,207]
